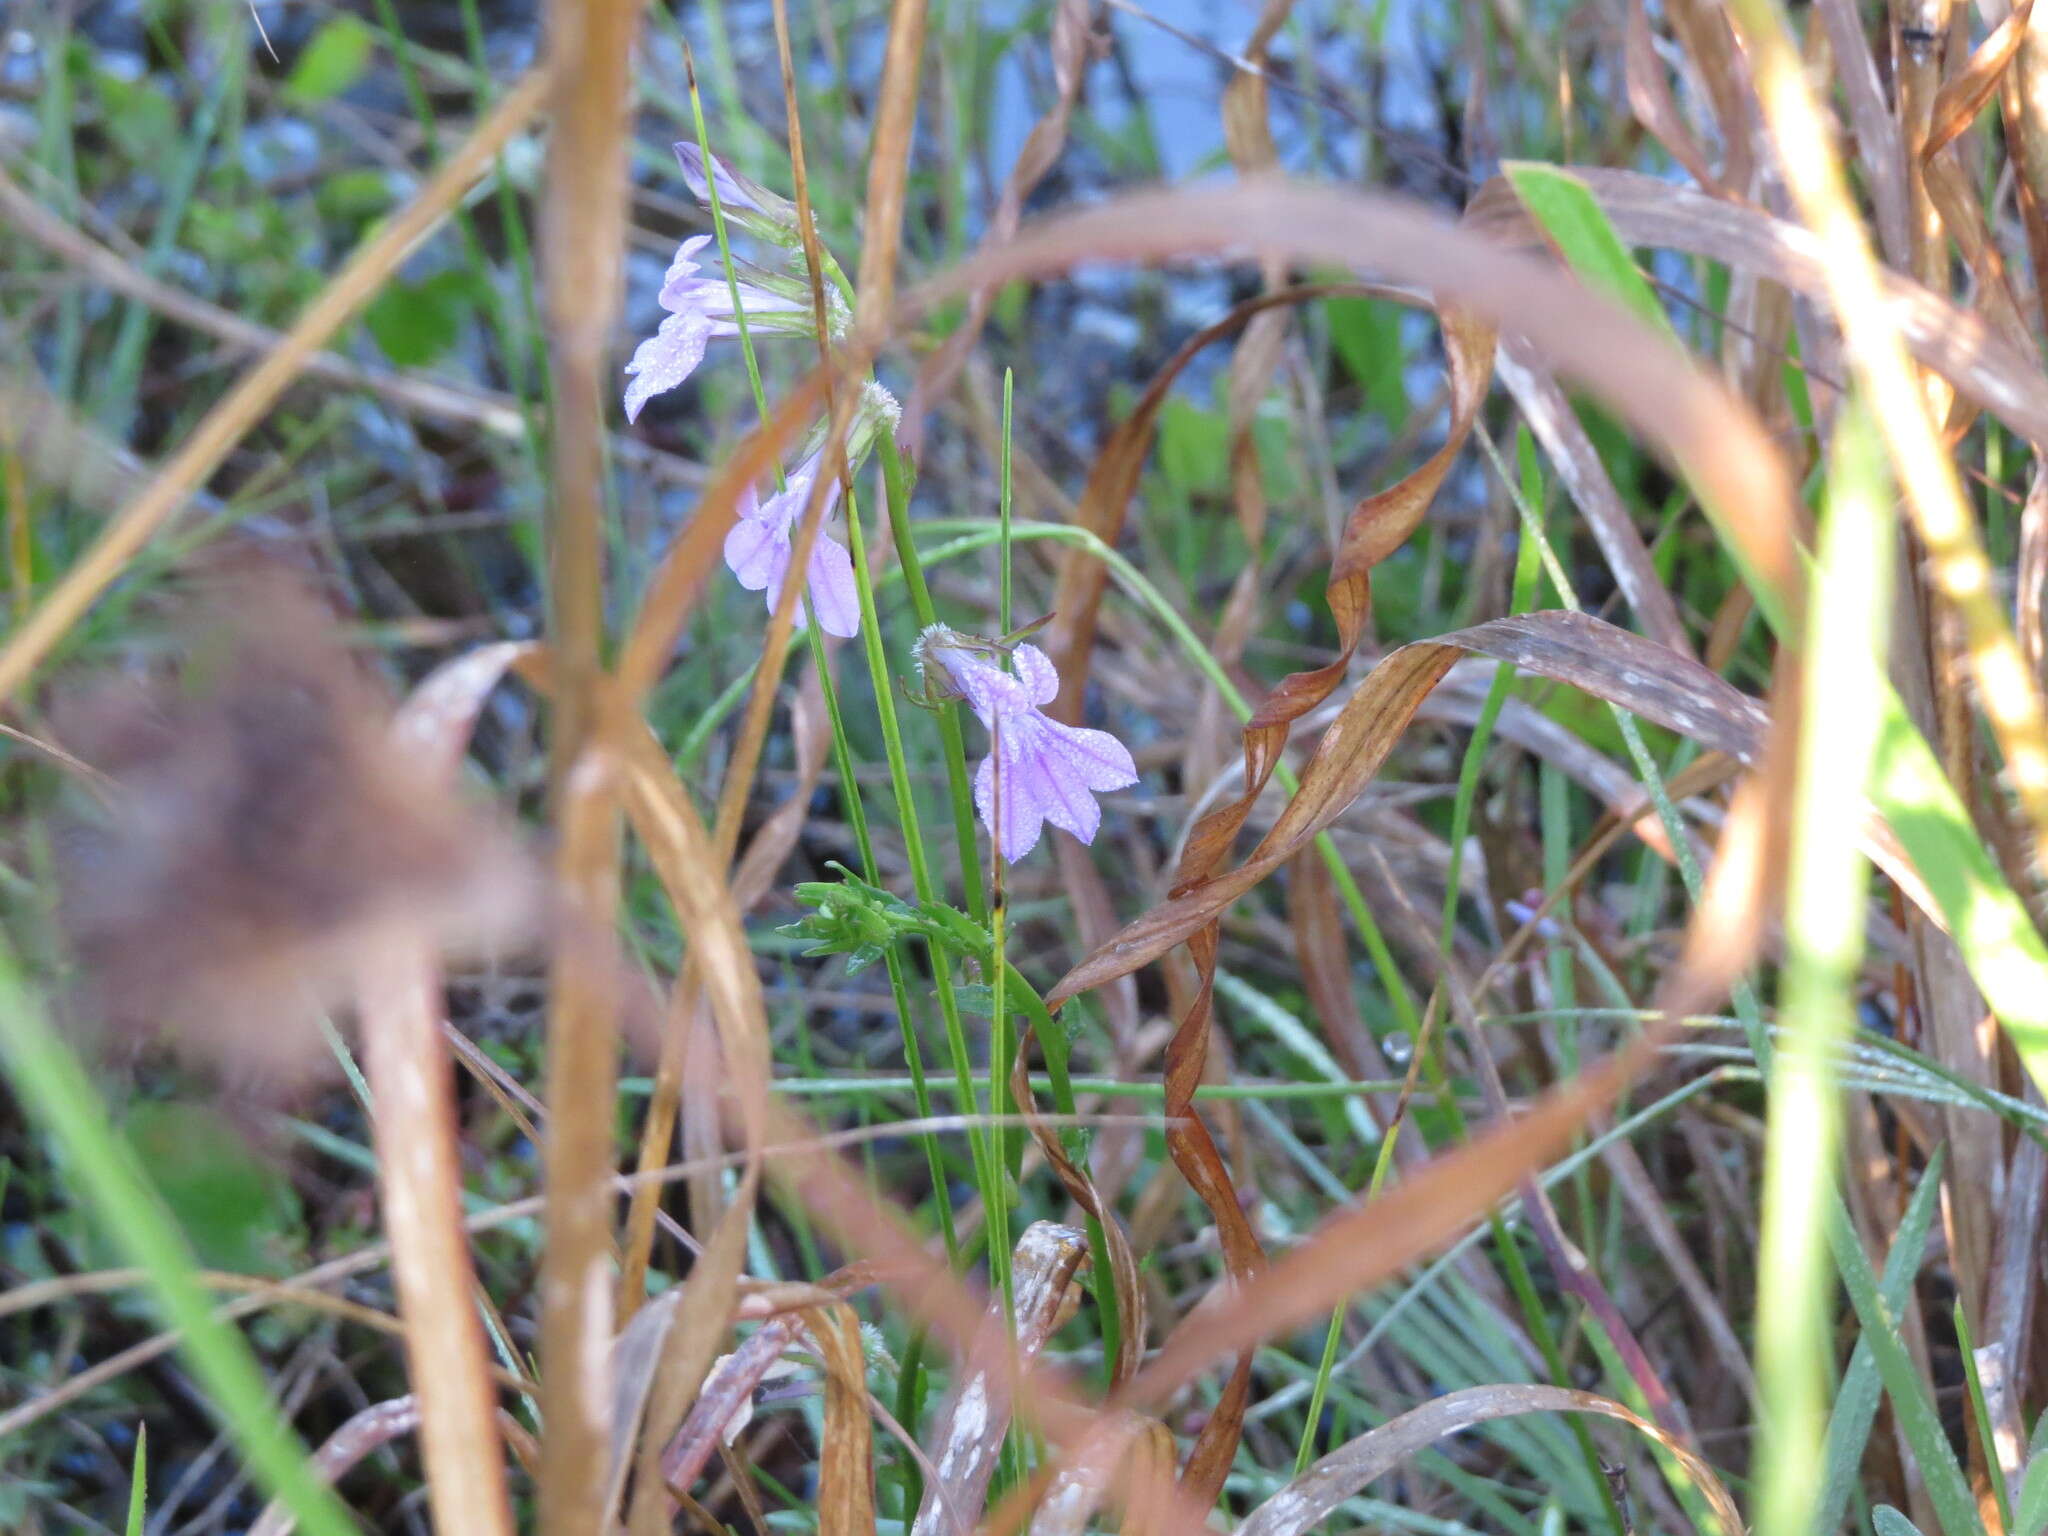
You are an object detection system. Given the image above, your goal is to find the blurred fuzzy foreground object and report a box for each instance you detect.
[47,568,541,1094]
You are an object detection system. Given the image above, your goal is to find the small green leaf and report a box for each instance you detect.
[315,168,396,224]
[1504,162,1678,344]
[1818,1146,1947,1534]
[123,1102,299,1275]
[1874,1508,1929,1536]
[364,270,474,368]
[95,71,178,166]
[2019,1439,2048,1536]
[1157,396,1228,496]
[285,15,375,103]
[1829,1189,1986,1536]
[1324,292,1409,424]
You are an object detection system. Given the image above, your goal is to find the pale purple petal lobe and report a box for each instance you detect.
[1014,643,1060,706]
[805,534,862,638]
[922,632,1137,863]
[723,516,788,594]
[623,309,711,422]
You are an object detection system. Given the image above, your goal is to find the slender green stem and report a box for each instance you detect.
[843,477,1012,1313]
[882,439,991,925]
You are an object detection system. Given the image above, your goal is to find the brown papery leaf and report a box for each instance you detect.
[1624,0,1722,193]
[1236,1384,1742,1536]
[808,1302,878,1536]
[913,1223,1092,1536]
[1925,0,2035,160]
[362,640,537,1536]
[1048,612,1764,1008]
[1113,734,1779,1422]
[901,0,1098,453]
[1042,281,1427,724]
[1009,1042,1149,1387]
[51,570,538,1092]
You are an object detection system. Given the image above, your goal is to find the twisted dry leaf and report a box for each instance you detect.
[1049,611,1765,1008]
[1236,1383,1742,1536]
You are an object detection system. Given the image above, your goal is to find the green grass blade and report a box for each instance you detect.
[1816,1144,1947,1536]
[125,1422,147,1536]
[0,951,354,1536]
[1754,399,1894,1536]
[1503,162,1680,345]
[1827,1196,1984,1536]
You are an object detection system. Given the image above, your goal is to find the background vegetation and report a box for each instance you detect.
[5,2,2048,1536]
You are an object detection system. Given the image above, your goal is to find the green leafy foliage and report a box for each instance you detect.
[121,1101,301,1275]
[365,268,480,368]
[284,15,376,105]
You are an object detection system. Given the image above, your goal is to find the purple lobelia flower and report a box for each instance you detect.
[722,447,862,638]
[673,141,803,246]
[623,235,812,423]
[913,627,1138,863]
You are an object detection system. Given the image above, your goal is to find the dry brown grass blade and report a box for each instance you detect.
[914,1224,1091,1536]
[627,1201,753,1535]
[807,1303,879,1536]
[2022,465,2048,675]
[1025,1414,1176,1536]
[852,0,930,328]
[618,730,777,1533]
[1119,744,1776,1417]
[0,161,525,442]
[247,1397,422,1536]
[1465,166,2048,449]
[0,66,550,708]
[1496,342,1695,657]
[1048,611,1765,1007]
[1815,0,1912,265]
[1286,851,1404,1128]
[535,0,641,1524]
[1665,0,1759,192]
[1235,1384,1742,1536]
[1043,280,1419,721]
[1998,17,2048,322]
[1926,0,2035,158]
[536,734,627,1536]
[1008,1046,1149,1387]
[657,1314,801,1496]
[328,953,507,1511]
[1624,0,1723,192]
[1057,267,1490,1499]
[903,179,1802,617]
[1738,1,2048,879]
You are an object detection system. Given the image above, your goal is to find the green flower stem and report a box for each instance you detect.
[881,439,991,926]
[843,475,1014,1317]
[681,103,966,1259]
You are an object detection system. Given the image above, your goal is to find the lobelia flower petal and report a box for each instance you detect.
[804,532,862,639]
[1013,643,1061,707]
[928,633,1137,863]
[672,142,803,241]
[723,512,788,594]
[674,140,767,216]
[623,308,713,422]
